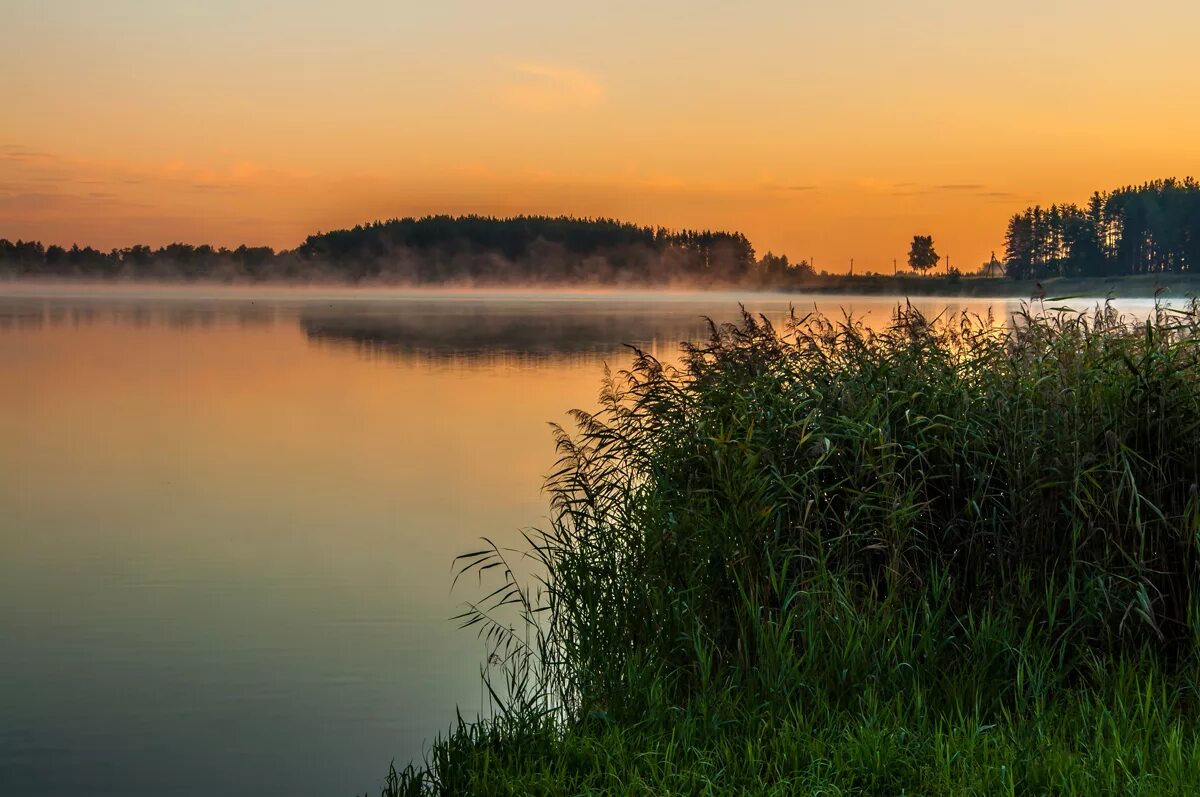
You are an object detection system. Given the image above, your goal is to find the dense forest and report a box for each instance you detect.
[1004,178,1200,279]
[0,215,814,286]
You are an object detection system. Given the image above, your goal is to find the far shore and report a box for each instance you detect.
[785,272,1200,299]
[1,272,1197,301]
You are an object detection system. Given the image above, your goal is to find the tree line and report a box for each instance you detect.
[0,215,816,286]
[18,182,1193,286]
[0,240,286,280]
[1003,178,1200,279]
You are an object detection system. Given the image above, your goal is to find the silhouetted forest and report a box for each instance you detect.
[1004,178,1200,279]
[0,215,815,287]
[7,186,1197,288]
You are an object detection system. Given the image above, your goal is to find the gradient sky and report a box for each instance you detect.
[3,0,1199,272]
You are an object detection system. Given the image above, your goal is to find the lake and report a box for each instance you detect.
[0,286,1152,796]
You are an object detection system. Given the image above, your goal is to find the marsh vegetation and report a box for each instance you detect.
[383,301,1200,795]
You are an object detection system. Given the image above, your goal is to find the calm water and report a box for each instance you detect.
[0,286,1150,796]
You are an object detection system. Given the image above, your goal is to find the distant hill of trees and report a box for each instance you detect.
[0,215,816,287]
[14,187,1194,288]
[1004,178,1200,279]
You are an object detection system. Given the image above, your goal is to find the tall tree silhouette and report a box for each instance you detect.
[1004,178,1200,278]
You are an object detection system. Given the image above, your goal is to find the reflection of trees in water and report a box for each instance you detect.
[297,305,739,366]
[295,300,1051,366]
[2,295,1049,367]
[0,296,774,365]
[0,300,280,330]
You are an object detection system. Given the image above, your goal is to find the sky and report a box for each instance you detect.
[3,0,1199,273]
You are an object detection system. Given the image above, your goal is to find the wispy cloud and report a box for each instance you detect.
[0,191,147,214]
[495,62,605,113]
[934,183,985,191]
[0,144,54,161]
[1,146,314,197]
[883,182,1017,200]
[763,183,818,192]
[190,183,240,193]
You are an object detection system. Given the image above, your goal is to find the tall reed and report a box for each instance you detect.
[383,301,1200,795]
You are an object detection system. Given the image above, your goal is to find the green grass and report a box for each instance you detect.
[373,301,1200,796]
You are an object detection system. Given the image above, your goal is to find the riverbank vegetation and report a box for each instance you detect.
[377,301,1200,795]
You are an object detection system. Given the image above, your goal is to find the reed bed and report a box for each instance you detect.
[377,301,1200,796]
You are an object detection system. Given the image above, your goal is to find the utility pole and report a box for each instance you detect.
[893,258,897,276]
[850,258,854,277]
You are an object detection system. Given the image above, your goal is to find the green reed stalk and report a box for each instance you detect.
[374,300,1200,796]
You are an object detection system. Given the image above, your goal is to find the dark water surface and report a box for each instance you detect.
[0,286,1147,796]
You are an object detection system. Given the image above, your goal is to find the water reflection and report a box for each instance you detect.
[0,288,1145,797]
[4,292,1146,367]
[294,296,1037,366]
[0,298,281,330]
[300,304,734,365]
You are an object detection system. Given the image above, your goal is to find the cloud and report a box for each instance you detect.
[190,182,240,193]
[1,145,314,198]
[764,183,818,192]
[0,144,54,161]
[495,62,606,112]
[885,183,1015,199]
[0,191,135,214]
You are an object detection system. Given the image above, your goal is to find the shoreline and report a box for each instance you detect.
[2,273,1198,301]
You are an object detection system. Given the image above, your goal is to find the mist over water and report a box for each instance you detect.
[0,286,1163,796]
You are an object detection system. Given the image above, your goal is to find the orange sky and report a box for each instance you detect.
[3,1,1199,273]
